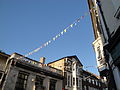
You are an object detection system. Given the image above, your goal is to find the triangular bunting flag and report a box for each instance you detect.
[74,22,77,26]
[53,37,56,41]
[48,40,51,43]
[34,48,40,52]
[77,18,80,22]
[58,34,61,37]
[70,24,73,27]
[61,31,64,35]
[46,42,49,45]
[64,29,67,32]
[56,35,58,38]
[81,16,84,19]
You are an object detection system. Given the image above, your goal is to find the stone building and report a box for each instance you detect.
[87,0,120,89]
[0,52,107,90]
[0,53,63,90]
[48,56,83,90]
[48,55,107,90]
[82,70,107,90]
[0,52,10,89]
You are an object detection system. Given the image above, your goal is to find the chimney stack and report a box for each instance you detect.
[40,57,45,64]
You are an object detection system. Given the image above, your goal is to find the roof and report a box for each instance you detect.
[11,52,40,63]
[48,55,83,66]
[0,51,10,58]
[83,69,100,79]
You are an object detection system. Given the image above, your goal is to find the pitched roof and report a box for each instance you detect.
[0,52,10,58]
[48,55,83,66]
[83,69,100,79]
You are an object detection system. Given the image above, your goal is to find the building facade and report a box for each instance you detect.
[0,52,10,89]
[0,53,63,90]
[48,56,83,90]
[87,0,120,89]
[0,52,107,90]
[82,70,107,90]
[48,55,106,90]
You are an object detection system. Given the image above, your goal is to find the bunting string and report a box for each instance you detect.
[84,65,97,69]
[16,6,96,60]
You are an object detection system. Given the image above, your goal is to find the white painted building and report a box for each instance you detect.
[87,0,120,89]
[48,55,106,90]
[48,55,83,90]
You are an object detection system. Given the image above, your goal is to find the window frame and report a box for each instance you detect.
[67,75,70,87]
[35,75,44,90]
[15,71,29,90]
[73,77,75,86]
[97,46,102,60]
[49,79,57,90]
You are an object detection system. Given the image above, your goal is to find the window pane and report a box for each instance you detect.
[15,71,29,90]
[49,79,57,90]
[73,77,75,86]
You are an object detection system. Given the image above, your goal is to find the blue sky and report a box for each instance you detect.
[0,0,99,75]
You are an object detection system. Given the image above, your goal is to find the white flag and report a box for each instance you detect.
[48,40,51,43]
[64,29,67,32]
[61,31,64,35]
[53,37,56,41]
[70,24,73,27]
[74,23,77,26]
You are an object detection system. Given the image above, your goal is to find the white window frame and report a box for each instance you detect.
[67,75,71,87]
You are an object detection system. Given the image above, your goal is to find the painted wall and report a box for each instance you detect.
[48,59,65,72]
[2,66,63,90]
[3,67,19,90]
[100,0,120,35]
[0,55,8,71]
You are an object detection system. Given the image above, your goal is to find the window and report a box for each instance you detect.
[66,60,72,71]
[15,71,29,90]
[0,72,3,79]
[35,76,44,90]
[76,78,78,87]
[96,80,98,86]
[88,86,91,90]
[83,76,85,81]
[99,82,101,87]
[97,47,102,60]
[84,85,86,90]
[92,79,95,84]
[79,79,82,88]
[64,72,67,85]
[73,77,75,86]
[98,82,100,86]
[72,63,75,71]
[67,75,70,87]
[71,75,72,86]
[94,80,96,85]
[49,79,57,90]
